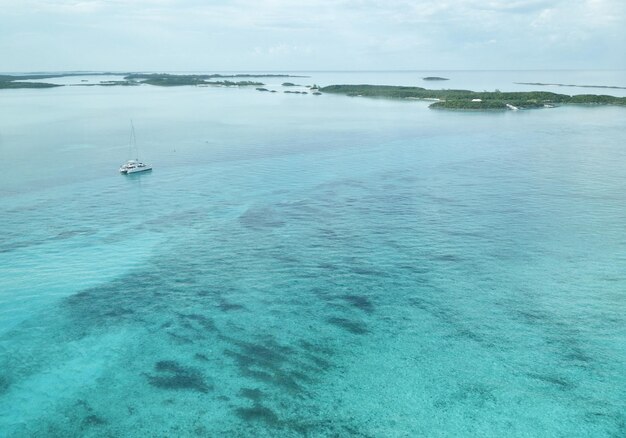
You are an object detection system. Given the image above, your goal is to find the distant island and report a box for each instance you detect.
[0,73,66,88]
[0,72,126,89]
[515,82,626,90]
[319,84,626,110]
[0,81,61,89]
[423,77,449,81]
[0,72,305,89]
[2,73,625,111]
[73,80,139,87]
[124,73,301,87]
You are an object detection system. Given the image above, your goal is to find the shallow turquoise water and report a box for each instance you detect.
[1,72,625,436]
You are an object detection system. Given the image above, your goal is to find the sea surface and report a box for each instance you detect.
[1,70,625,437]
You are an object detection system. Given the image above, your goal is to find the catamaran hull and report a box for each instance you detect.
[120,166,152,174]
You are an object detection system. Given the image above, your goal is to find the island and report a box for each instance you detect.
[0,72,306,89]
[2,73,624,111]
[319,84,626,110]
[208,80,264,86]
[0,72,129,89]
[423,77,449,81]
[123,74,275,86]
[0,81,61,89]
[73,80,139,87]
[515,82,626,90]
[0,73,62,89]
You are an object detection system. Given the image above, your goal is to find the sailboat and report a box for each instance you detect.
[119,121,152,174]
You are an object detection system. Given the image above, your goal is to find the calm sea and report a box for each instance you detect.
[1,71,625,436]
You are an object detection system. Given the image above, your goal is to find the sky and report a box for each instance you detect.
[0,0,625,72]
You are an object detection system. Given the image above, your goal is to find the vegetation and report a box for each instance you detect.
[2,72,623,111]
[120,74,279,87]
[0,72,125,81]
[73,80,139,87]
[125,73,302,81]
[205,80,264,86]
[0,80,61,89]
[430,100,541,110]
[134,75,210,86]
[515,82,626,90]
[1,74,62,81]
[568,94,626,104]
[0,72,128,89]
[319,84,626,110]
[0,72,302,89]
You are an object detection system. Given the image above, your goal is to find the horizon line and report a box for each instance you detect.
[3,68,626,75]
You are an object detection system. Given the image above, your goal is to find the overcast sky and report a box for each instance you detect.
[1,0,624,72]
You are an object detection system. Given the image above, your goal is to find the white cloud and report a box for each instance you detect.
[0,0,624,70]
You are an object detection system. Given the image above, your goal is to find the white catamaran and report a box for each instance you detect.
[119,122,152,174]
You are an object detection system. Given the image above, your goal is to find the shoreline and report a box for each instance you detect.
[2,72,625,111]
[319,84,626,110]
[515,82,626,90]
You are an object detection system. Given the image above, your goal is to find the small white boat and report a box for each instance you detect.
[119,159,152,174]
[120,121,152,174]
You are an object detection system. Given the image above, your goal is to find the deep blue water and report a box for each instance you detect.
[1,71,625,437]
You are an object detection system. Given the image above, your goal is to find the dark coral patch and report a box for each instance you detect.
[326,317,368,334]
[235,405,281,426]
[147,374,210,393]
[303,353,332,371]
[526,373,574,390]
[147,360,212,393]
[194,353,209,362]
[341,294,374,313]
[239,206,285,229]
[179,313,216,332]
[167,332,194,344]
[155,360,186,373]
[83,415,107,426]
[219,301,246,312]
[434,254,461,262]
[240,387,264,402]
[223,338,309,394]
[0,375,10,394]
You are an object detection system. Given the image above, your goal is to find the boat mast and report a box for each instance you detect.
[129,120,138,160]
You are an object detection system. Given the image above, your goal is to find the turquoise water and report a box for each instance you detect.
[1,71,625,436]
